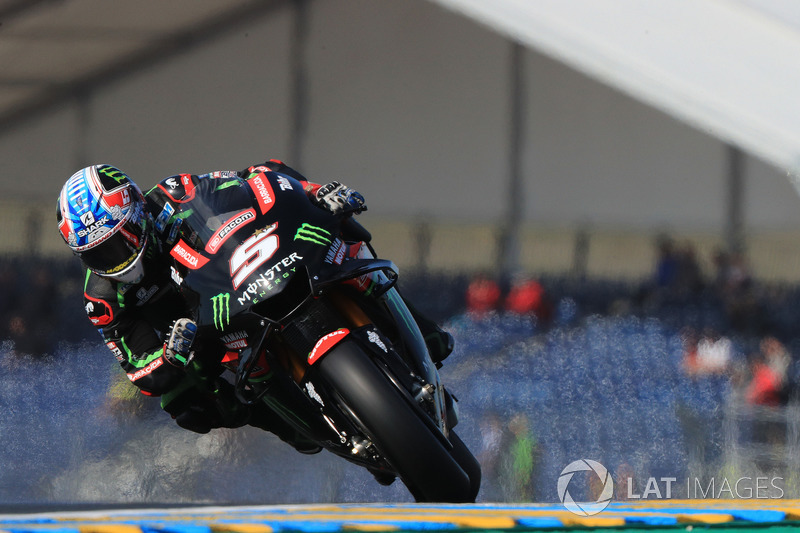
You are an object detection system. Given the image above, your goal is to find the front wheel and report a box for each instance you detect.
[317,340,474,502]
[449,430,482,502]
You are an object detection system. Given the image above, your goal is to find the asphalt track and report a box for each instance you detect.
[2,501,800,532]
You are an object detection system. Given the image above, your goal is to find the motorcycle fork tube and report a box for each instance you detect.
[381,287,449,435]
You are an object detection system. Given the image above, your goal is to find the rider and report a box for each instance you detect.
[56,160,453,443]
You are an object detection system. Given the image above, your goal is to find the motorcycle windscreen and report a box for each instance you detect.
[168,173,339,330]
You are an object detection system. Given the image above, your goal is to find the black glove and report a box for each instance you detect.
[163,318,197,367]
[315,181,367,215]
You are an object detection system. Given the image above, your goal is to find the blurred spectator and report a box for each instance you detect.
[745,351,785,407]
[654,234,679,289]
[476,410,506,501]
[712,248,730,290]
[713,249,762,332]
[675,242,704,295]
[717,250,753,293]
[741,336,793,407]
[762,336,790,387]
[696,329,733,374]
[682,327,732,376]
[639,235,705,308]
[504,277,553,325]
[465,273,501,316]
[499,413,538,502]
[681,327,702,376]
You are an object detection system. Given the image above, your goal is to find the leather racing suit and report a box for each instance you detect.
[83,160,320,435]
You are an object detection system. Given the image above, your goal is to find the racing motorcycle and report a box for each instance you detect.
[168,170,481,502]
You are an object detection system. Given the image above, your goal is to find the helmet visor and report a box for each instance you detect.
[79,218,147,276]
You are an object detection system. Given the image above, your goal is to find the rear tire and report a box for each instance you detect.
[317,340,474,502]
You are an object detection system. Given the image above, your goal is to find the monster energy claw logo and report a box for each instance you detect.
[98,165,127,183]
[294,223,332,246]
[211,292,230,330]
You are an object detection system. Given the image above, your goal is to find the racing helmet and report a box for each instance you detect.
[57,165,152,284]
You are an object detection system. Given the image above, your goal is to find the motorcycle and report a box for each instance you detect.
[168,170,481,502]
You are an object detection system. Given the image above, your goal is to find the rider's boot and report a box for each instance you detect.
[247,402,322,454]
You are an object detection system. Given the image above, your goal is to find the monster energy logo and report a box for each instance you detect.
[98,165,128,183]
[211,292,230,330]
[294,223,332,246]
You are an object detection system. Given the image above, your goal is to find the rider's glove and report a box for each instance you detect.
[164,318,197,367]
[315,181,367,216]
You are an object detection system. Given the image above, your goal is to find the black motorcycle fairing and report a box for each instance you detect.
[170,173,338,330]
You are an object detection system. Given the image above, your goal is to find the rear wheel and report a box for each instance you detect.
[317,340,474,502]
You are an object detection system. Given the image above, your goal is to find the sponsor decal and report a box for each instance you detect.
[76,215,110,238]
[170,266,183,286]
[305,382,324,406]
[158,175,192,202]
[84,295,113,326]
[236,252,303,305]
[127,357,163,382]
[118,226,140,247]
[180,174,196,200]
[367,330,388,353]
[106,341,125,362]
[324,239,347,265]
[277,176,293,191]
[308,328,350,365]
[166,217,182,244]
[211,292,231,330]
[230,224,280,290]
[102,188,132,211]
[79,212,95,226]
[209,170,239,179]
[154,202,175,232]
[170,239,209,270]
[135,285,159,306]
[98,166,128,183]
[248,174,275,215]
[205,208,256,254]
[294,223,332,246]
[221,330,248,350]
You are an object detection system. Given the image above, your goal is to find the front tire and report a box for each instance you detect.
[317,340,474,502]
[449,430,482,501]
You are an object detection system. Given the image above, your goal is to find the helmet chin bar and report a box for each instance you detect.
[98,234,149,284]
[107,258,145,284]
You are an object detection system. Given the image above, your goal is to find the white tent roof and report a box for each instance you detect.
[430,0,800,181]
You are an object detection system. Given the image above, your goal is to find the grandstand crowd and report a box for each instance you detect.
[2,239,799,500]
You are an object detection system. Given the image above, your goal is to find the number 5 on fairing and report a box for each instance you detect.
[230,224,279,289]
